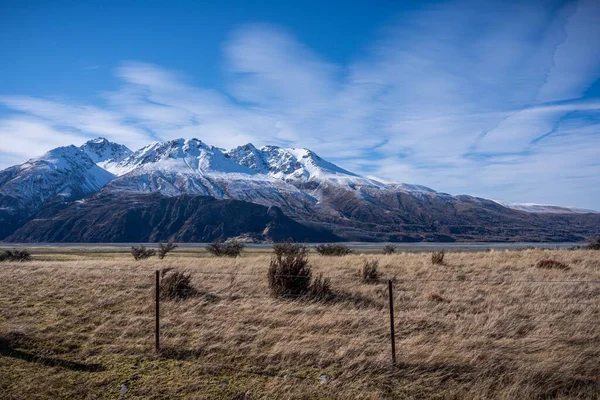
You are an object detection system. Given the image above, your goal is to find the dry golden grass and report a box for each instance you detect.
[1,249,599,399]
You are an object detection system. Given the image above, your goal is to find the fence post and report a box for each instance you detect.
[155,270,160,353]
[388,279,396,366]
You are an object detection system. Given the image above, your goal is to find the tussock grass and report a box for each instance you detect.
[431,250,445,265]
[207,241,244,257]
[382,245,396,255]
[0,248,32,262]
[1,249,599,399]
[130,245,155,260]
[360,259,380,283]
[536,259,569,270]
[315,244,353,256]
[586,237,600,250]
[159,270,197,300]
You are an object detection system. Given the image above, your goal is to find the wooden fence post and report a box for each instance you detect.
[388,279,396,365]
[155,270,160,353]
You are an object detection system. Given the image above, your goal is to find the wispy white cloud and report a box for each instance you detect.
[0,117,87,158]
[0,0,599,208]
[0,95,149,149]
[536,0,600,102]
[476,101,600,153]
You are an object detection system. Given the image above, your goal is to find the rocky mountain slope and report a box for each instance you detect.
[80,137,132,173]
[7,193,339,243]
[0,144,114,239]
[1,137,598,242]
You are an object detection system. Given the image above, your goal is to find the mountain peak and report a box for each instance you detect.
[87,137,109,144]
[227,143,269,173]
[80,137,132,173]
[2,137,597,244]
[21,144,86,164]
[250,145,358,181]
[113,137,254,177]
[0,143,113,223]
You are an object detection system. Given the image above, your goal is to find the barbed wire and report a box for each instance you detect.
[4,264,600,285]
[2,264,154,272]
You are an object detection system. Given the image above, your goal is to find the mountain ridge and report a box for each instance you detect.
[1,137,598,243]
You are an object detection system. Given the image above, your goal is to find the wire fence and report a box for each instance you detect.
[2,263,599,366]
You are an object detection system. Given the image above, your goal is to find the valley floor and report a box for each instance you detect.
[0,250,599,399]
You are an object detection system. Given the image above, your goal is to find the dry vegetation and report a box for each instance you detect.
[315,244,353,256]
[207,241,245,257]
[1,249,599,399]
[0,248,32,262]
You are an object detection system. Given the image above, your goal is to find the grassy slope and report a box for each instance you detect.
[1,250,599,399]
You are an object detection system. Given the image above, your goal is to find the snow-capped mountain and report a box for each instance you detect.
[228,143,361,183]
[0,145,113,207]
[1,137,598,242]
[113,138,253,176]
[0,145,114,238]
[102,139,317,214]
[80,137,132,173]
[101,139,444,218]
[494,202,597,214]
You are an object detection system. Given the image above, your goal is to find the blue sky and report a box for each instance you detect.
[1,0,600,209]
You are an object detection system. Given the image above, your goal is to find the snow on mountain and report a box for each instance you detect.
[3,137,598,243]
[104,139,317,214]
[495,201,598,214]
[226,143,395,207]
[80,137,132,174]
[228,144,359,182]
[1,137,593,219]
[114,138,252,176]
[0,145,114,212]
[226,143,270,174]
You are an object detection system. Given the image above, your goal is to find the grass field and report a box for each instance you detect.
[1,248,599,399]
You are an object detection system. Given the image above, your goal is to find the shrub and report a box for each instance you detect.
[207,241,244,257]
[382,245,396,255]
[308,273,332,299]
[315,244,352,256]
[273,242,305,257]
[157,241,178,259]
[360,259,380,283]
[268,243,312,297]
[586,237,600,250]
[160,270,196,300]
[0,249,32,262]
[536,259,569,270]
[131,245,156,260]
[431,250,445,265]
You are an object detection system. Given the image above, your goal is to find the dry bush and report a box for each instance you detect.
[382,245,396,255]
[159,270,196,300]
[315,243,353,256]
[268,243,312,297]
[0,249,32,262]
[431,250,445,265]
[272,242,304,257]
[360,259,380,283]
[536,259,569,270]
[130,245,156,260]
[207,241,244,257]
[269,243,334,300]
[157,241,178,259]
[307,273,332,300]
[587,237,600,250]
